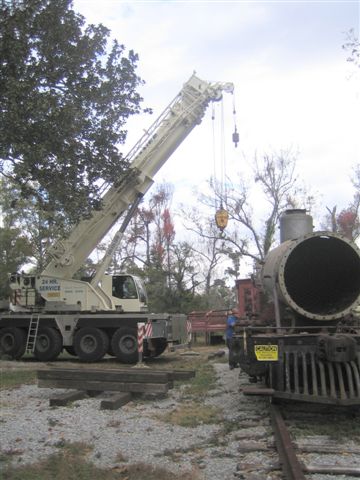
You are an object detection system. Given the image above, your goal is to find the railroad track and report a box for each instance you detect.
[274,402,360,479]
[235,372,360,479]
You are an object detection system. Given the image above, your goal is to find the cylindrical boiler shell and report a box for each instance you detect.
[261,231,360,321]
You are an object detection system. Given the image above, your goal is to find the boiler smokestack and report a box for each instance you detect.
[280,209,313,243]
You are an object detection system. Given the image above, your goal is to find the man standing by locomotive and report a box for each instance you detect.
[226,308,239,369]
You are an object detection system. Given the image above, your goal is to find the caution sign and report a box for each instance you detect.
[254,344,278,361]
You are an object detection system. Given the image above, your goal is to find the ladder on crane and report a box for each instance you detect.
[26,314,40,353]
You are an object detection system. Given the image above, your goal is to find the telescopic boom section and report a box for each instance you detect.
[43,74,234,280]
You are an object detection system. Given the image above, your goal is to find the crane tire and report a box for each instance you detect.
[0,327,26,360]
[107,343,115,357]
[152,338,168,357]
[34,327,63,361]
[111,327,138,364]
[74,327,109,363]
[64,346,76,356]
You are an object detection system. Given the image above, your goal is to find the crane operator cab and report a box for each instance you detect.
[101,274,148,312]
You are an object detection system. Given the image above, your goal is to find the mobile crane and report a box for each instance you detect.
[0,74,234,363]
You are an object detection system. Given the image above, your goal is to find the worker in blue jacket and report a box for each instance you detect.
[226,308,239,369]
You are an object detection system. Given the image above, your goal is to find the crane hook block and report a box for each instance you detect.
[215,208,229,231]
[232,127,239,147]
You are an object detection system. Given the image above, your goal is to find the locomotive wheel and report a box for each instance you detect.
[34,327,63,361]
[0,327,26,360]
[111,327,138,364]
[74,327,109,363]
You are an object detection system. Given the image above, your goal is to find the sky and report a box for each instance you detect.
[74,0,359,232]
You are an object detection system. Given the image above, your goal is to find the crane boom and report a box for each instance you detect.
[9,74,234,312]
[42,74,234,280]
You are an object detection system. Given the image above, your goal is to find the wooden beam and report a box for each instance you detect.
[242,387,275,396]
[38,378,170,393]
[37,368,170,384]
[305,466,360,476]
[100,392,132,410]
[49,390,87,407]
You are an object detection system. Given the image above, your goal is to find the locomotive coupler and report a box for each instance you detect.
[316,334,357,362]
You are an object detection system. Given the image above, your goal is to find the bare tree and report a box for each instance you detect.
[180,149,309,283]
[211,150,304,262]
[181,211,227,294]
[343,29,360,70]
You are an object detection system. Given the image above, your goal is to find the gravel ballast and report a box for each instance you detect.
[2,355,359,480]
[0,358,247,479]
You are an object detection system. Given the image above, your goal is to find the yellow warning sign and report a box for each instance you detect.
[254,344,278,361]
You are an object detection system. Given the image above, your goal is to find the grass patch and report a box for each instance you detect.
[186,362,216,396]
[177,360,217,399]
[0,442,198,480]
[291,414,360,442]
[150,351,223,428]
[160,402,222,428]
[0,370,36,390]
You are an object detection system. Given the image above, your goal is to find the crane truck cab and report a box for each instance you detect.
[9,272,148,313]
[101,274,148,312]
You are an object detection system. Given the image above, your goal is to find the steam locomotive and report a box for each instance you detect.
[230,209,360,405]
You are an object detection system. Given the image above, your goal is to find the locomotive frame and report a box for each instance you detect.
[230,210,360,406]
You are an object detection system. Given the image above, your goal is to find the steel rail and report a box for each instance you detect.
[270,404,306,480]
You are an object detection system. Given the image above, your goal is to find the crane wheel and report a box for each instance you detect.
[110,327,138,364]
[34,327,63,361]
[145,337,168,357]
[63,346,76,356]
[0,327,26,360]
[73,327,109,363]
[152,338,168,357]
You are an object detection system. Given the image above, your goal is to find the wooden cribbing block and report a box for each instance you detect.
[38,368,170,384]
[100,392,132,410]
[49,390,87,407]
[242,387,275,396]
[37,368,194,395]
[86,390,102,397]
[38,378,171,394]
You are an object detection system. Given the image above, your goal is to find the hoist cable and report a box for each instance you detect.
[220,98,227,204]
[232,90,239,148]
[211,103,218,210]
[232,90,237,127]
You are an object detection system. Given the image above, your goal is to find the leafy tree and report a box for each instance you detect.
[0,0,148,221]
[0,177,66,271]
[324,166,360,242]
[337,207,360,241]
[0,227,32,298]
[162,208,175,288]
[0,229,29,297]
[323,163,360,242]
[98,182,214,312]
[201,279,237,310]
[324,204,360,241]
[0,178,31,297]
[106,183,174,273]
